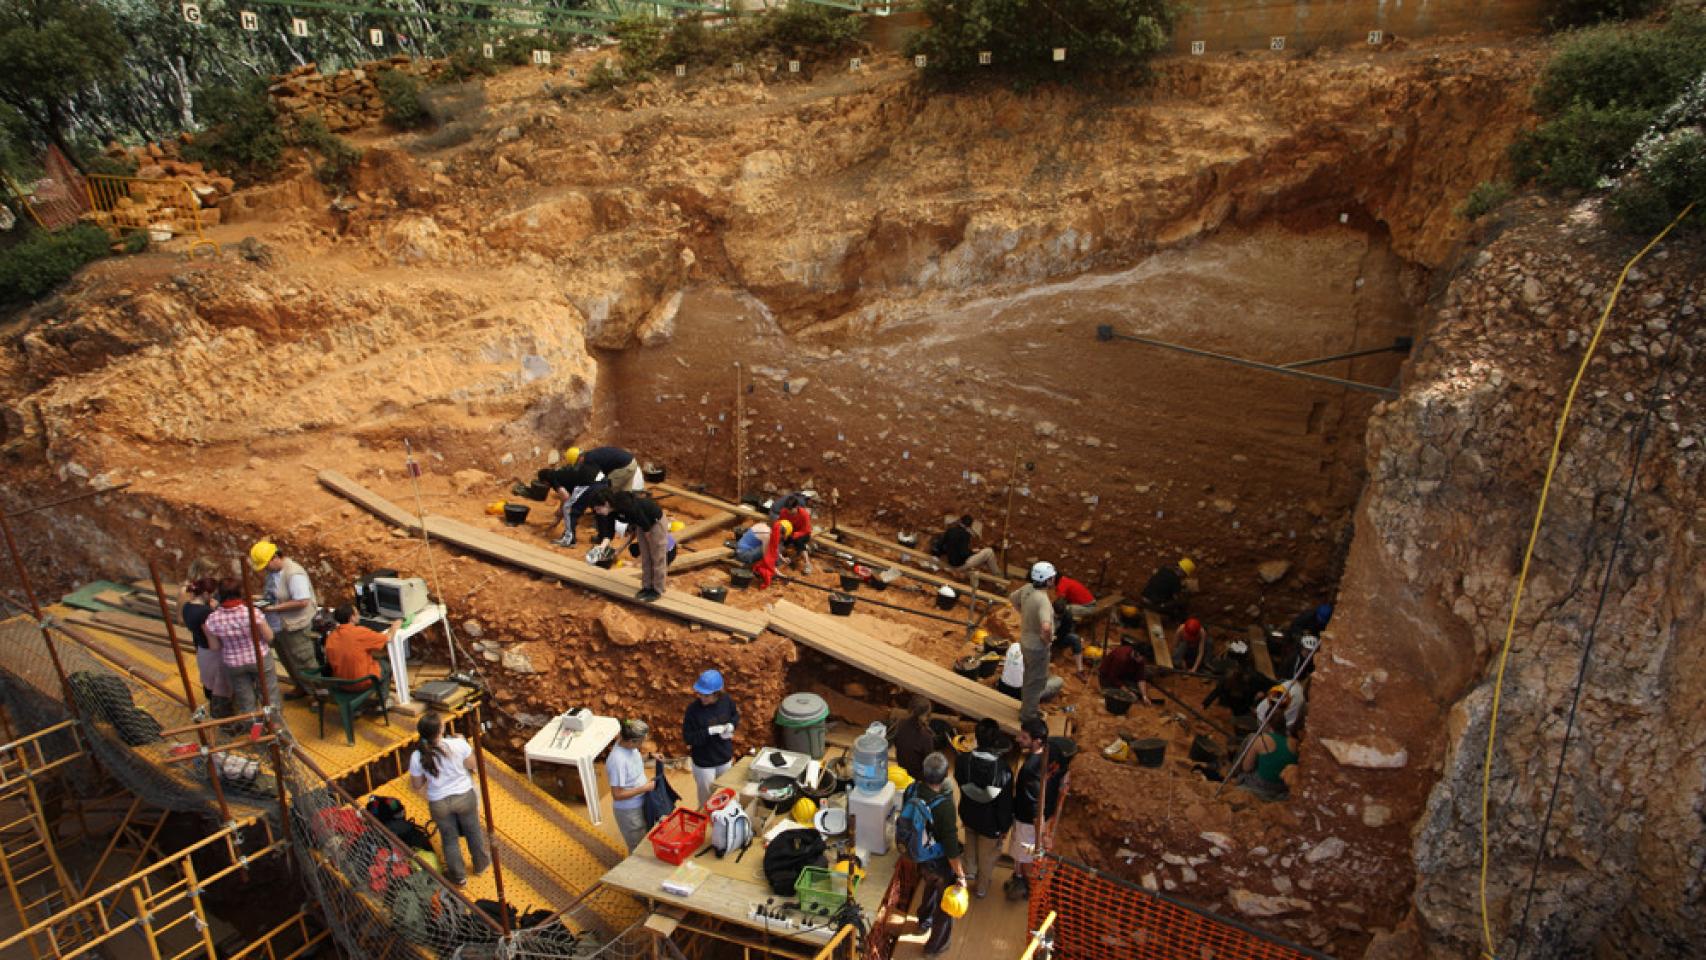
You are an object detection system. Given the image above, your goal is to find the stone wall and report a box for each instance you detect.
[268,56,447,133]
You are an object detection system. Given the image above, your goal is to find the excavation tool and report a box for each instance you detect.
[1095,324,1407,397]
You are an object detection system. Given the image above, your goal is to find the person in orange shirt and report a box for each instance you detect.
[323,605,397,691]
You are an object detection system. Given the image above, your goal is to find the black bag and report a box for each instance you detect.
[367,795,433,850]
[68,671,162,745]
[762,828,826,895]
[928,533,947,557]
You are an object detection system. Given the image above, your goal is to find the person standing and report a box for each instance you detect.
[1009,562,1057,723]
[179,561,231,719]
[589,489,671,602]
[682,670,738,808]
[933,514,1004,582]
[251,540,318,699]
[955,720,1014,899]
[606,719,656,852]
[890,695,936,781]
[201,578,278,725]
[323,605,397,690]
[408,712,491,886]
[1006,719,1074,902]
[903,752,966,956]
[567,445,640,492]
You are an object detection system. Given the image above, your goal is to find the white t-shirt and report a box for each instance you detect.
[263,564,315,632]
[1256,681,1307,731]
[409,737,474,801]
[1001,643,1025,688]
[606,744,646,811]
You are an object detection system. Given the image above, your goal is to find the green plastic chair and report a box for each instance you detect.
[311,663,393,745]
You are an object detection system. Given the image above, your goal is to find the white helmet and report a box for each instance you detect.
[1029,561,1057,585]
[1300,634,1321,651]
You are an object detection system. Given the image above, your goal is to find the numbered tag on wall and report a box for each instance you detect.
[1270,36,1286,51]
[482,43,494,59]
[978,50,991,66]
[291,17,309,37]
[1052,47,1066,62]
[676,63,687,77]
[240,10,258,30]
[369,28,384,47]
[733,62,744,75]
[1190,40,1205,56]
[849,57,862,72]
[788,60,799,74]
[914,54,927,69]
[532,49,551,66]
[180,3,202,24]
[1367,30,1383,44]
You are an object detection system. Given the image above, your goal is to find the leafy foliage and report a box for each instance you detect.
[0,0,128,156]
[0,224,110,304]
[182,78,285,183]
[293,114,362,189]
[376,69,429,130]
[614,8,864,81]
[1510,12,1706,227]
[1459,180,1515,220]
[906,0,1176,82]
[583,61,627,93]
[613,17,671,78]
[1543,0,1658,30]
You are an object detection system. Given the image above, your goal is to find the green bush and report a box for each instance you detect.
[1544,0,1658,30]
[376,69,429,129]
[584,60,626,93]
[182,78,285,183]
[0,224,110,304]
[1608,71,1706,231]
[761,5,863,52]
[907,0,1176,82]
[1510,101,1655,189]
[614,17,671,78]
[1459,180,1515,219]
[80,152,135,177]
[1532,14,1706,114]
[292,114,362,189]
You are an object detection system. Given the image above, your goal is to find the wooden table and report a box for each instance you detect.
[600,757,899,948]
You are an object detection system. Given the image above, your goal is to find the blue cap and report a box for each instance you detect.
[693,670,724,695]
[1316,604,1334,627]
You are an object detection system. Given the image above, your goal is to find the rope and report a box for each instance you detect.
[1507,250,1695,960]
[1475,200,1695,958]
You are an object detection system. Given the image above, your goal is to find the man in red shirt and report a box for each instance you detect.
[1050,574,1096,674]
[1098,638,1160,704]
[324,605,397,691]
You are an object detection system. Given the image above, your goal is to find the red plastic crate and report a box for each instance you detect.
[648,807,709,865]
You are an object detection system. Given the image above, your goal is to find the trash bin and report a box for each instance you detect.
[774,693,830,759]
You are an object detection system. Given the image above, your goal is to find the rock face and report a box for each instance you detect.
[267,57,448,134]
[1309,200,1706,958]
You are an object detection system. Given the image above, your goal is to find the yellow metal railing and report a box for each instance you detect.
[810,925,858,960]
[82,174,219,257]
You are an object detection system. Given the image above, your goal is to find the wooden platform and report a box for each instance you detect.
[319,471,767,638]
[767,600,1020,734]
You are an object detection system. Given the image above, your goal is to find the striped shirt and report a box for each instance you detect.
[204,601,270,669]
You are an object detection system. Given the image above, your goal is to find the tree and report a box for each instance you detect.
[907,0,1176,83]
[0,0,129,165]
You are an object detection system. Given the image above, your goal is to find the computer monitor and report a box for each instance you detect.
[370,577,429,620]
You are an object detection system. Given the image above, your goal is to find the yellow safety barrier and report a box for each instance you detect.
[82,174,219,258]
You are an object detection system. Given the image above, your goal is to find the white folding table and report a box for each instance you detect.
[523,714,622,825]
[385,603,450,707]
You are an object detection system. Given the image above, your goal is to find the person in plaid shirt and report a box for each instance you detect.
[202,578,279,720]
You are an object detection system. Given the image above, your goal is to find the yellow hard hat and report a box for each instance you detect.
[1102,738,1133,762]
[887,764,913,790]
[832,856,866,887]
[563,446,582,465]
[791,796,818,825]
[486,500,507,516]
[778,519,793,537]
[1269,684,1291,704]
[249,540,278,572]
[669,520,685,533]
[940,883,969,919]
[1178,557,1197,576]
[1084,645,1105,661]
[950,733,974,754]
[972,628,989,643]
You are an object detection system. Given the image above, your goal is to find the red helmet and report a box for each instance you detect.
[1182,618,1203,639]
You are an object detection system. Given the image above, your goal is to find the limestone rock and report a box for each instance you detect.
[1320,736,1408,769]
[451,469,494,494]
[1229,888,1312,918]
[1304,837,1347,864]
[1256,560,1292,584]
[598,603,651,647]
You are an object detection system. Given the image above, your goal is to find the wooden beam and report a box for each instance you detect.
[319,470,425,532]
[819,538,1007,606]
[673,511,739,544]
[1245,626,1277,681]
[767,600,1019,734]
[669,546,732,573]
[651,483,766,521]
[1143,612,1173,670]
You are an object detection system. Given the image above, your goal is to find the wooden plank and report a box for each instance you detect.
[819,539,1007,606]
[673,511,738,544]
[768,600,1020,734]
[1246,626,1277,680]
[318,471,768,638]
[651,483,767,521]
[1143,612,1173,670]
[1078,592,1124,625]
[669,546,732,573]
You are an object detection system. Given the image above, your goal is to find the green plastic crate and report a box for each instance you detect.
[794,865,852,915]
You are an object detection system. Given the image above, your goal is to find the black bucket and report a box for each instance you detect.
[503,503,531,525]
[521,480,551,502]
[642,463,668,484]
[730,568,756,590]
[1102,688,1137,716]
[952,656,983,680]
[699,585,727,604]
[977,655,1002,679]
[829,593,856,616]
[866,575,889,592]
[1189,735,1221,764]
[839,573,863,591]
[1130,738,1167,768]
[934,589,959,611]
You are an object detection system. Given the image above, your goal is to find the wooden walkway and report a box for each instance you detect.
[767,600,1021,734]
[318,471,767,638]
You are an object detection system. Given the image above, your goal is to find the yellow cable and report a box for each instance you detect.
[1476,200,1694,959]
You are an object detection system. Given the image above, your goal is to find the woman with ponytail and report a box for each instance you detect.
[407,713,490,885]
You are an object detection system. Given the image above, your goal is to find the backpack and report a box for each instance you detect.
[385,869,443,944]
[762,828,825,895]
[711,802,752,858]
[367,795,433,850]
[959,750,1011,806]
[929,532,947,557]
[894,784,948,863]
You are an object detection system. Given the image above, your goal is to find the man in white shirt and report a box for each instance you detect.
[251,540,319,699]
[998,642,1062,703]
[606,719,656,852]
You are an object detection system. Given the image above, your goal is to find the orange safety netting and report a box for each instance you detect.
[1028,855,1326,959]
